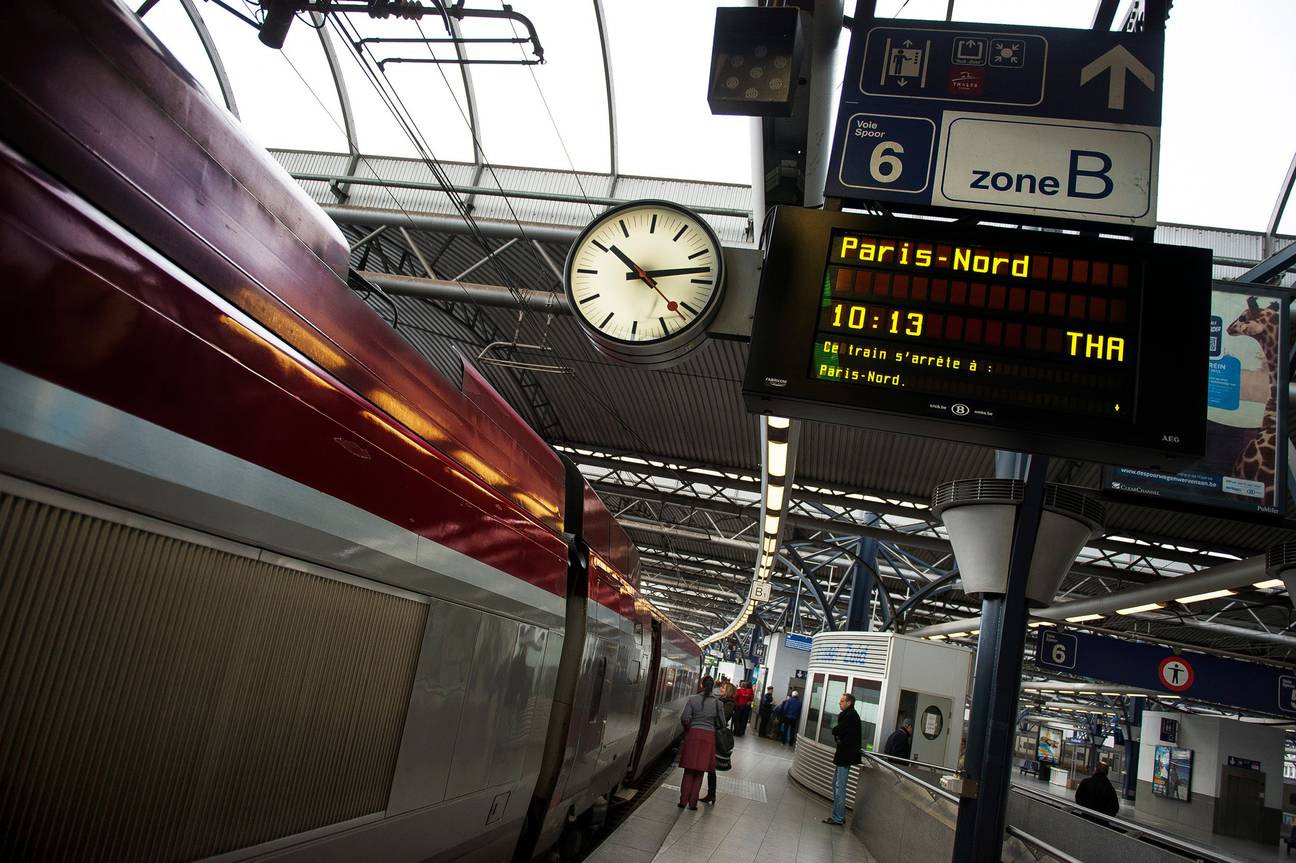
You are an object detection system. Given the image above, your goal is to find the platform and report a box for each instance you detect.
[1011,773,1289,863]
[589,733,877,863]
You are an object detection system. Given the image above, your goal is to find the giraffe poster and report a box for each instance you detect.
[1104,283,1289,517]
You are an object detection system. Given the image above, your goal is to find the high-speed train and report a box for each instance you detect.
[0,2,701,861]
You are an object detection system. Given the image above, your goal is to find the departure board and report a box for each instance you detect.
[743,208,1213,468]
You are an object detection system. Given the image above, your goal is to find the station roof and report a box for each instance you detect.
[140,1,1296,682]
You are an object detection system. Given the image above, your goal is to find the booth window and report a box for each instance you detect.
[852,679,882,750]
[818,675,849,746]
[805,673,825,736]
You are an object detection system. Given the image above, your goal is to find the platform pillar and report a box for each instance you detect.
[949,453,1048,863]
[844,536,877,631]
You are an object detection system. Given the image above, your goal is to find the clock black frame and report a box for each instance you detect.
[563,199,727,367]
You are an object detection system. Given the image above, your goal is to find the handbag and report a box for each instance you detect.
[713,697,735,759]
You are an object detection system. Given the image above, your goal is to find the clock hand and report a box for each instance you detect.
[624,266,712,279]
[609,244,686,320]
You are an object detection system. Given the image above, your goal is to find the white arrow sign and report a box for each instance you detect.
[1080,45,1156,110]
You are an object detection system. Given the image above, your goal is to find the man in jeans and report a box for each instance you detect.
[824,693,862,825]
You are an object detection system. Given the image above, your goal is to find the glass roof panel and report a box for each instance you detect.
[342,13,474,162]
[140,0,1296,236]
[467,3,611,173]
[138,0,227,111]
[193,3,347,153]
[602,0,752,185]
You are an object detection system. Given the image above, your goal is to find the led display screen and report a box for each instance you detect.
[743,208,1212,467]
[813,229,1139,421]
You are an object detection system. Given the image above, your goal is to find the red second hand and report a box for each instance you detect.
[633,265,686,320]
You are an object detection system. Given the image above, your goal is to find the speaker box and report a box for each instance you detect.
[707,6,803,118]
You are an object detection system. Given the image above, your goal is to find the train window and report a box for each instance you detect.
[804,673,826,737]
[818,675,849,746]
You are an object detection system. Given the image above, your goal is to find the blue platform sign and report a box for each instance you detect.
[827,17,1164,227]
[785,633,813,652]
[1034,629,1296,718]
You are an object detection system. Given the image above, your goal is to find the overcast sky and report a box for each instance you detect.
[144,0,1296,235]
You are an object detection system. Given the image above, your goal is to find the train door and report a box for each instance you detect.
[561,637,611,799]
[630,619,663,775]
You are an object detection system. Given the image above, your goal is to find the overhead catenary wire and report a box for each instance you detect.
[329,12,531,305]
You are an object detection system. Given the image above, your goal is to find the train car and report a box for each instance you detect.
[0,2,699,862]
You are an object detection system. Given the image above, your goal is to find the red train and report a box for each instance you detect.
[0,2,700,861]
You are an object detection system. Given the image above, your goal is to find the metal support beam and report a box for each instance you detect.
[357,270,569,315]
[178,0,240,118]
[951,454,1048,863]
[300,171,751,219]
[325,206,582,244]
[844,536,877,631]
[1264,149,1296,258]
[1240,237,1296,285]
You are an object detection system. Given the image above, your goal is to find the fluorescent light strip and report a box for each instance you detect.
[767,440,787,477]
[1065,613,1104,623]
[1253,579,1285,590]
[763,514,780,535]
[1116,602,1166,615]
[766,484,785,511]
[768,416,790,430]
[1176,588,1236,604]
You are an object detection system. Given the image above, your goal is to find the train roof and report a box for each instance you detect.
[0,0,673,634]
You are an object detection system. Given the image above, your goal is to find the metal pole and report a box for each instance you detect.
[950,453,1049,863]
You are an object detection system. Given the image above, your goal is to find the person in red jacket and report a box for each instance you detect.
[733,680,756,736]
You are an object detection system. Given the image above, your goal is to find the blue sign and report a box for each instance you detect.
[1039,631,1077,670]
[811,643,871,668]
[785,633,813,652]
[1034,629,1296,718]
[827,16,1164,227]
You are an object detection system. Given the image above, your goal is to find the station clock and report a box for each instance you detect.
[563,200,726,367]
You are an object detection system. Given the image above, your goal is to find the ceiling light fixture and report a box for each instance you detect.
[1065,613,1104,623]
[1116,602,1167,615]
[1175,588,1236,604]
[767,440,788,477]
[1253,579,1285,590]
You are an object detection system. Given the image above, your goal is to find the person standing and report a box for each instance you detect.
[781,690,803,746]
[824,693,862,825]
[733,680,755,736]
[717,676,737,727]
[756,686,775,737]
[678,676,722,810]
[1075,762,1120,817]
[883,717,913,759]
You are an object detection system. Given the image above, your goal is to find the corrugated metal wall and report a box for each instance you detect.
[0,491,427,862]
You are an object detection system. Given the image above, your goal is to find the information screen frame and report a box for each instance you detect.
[1102,282,1290,520]
[742,207,1212,468]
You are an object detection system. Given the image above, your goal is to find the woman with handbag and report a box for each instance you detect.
[678,675,723,810]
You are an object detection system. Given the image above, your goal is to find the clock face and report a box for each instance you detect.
[564,200,726,364]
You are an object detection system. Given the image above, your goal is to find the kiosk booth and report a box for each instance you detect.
[790,632,972,806]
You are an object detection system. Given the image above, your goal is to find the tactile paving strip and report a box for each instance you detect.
[663,778,768,803]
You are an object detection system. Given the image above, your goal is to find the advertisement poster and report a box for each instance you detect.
[1152,745,1193,801]
[1037,727,1062,764]
[1105,283,1289,517]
